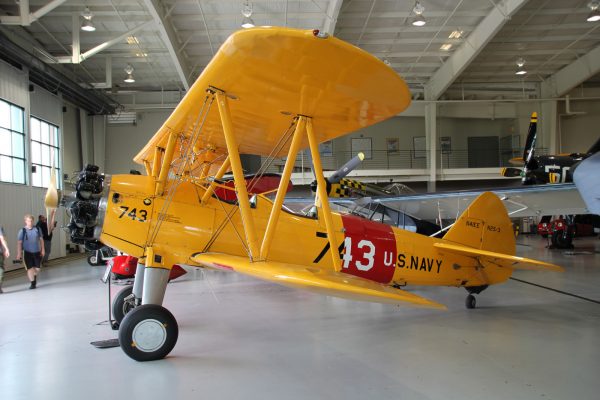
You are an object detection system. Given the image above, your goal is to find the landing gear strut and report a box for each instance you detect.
[464,285,488,309]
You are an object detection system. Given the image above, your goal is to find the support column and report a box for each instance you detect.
[306,118,342,272]
[216,92,259,260]
[201,157,231,204]
[92,115,106,170]
[425,103,437,192]
[541,100,558,154]
[260,118,306,259]
[79,109,89,166]
[71,14,80,64]
[155,133,177,196]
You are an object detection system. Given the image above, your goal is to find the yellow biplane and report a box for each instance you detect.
[46,28,562,362]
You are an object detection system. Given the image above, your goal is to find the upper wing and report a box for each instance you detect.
[192,253,446,310]
[283,183,588,221]
[134,28,411,177]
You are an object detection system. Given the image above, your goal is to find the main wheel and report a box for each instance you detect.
[465,294,476,309]
[118,304,178,361]
[87,254,100,266]
[112,285,135,324]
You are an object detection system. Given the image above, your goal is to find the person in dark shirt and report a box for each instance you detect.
[37,210,56,267]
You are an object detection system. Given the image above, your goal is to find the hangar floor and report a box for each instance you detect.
[1,235,599,400]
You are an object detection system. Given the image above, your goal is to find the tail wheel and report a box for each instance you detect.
[112,285,135,324]
[119,304,178,362]
[465,294,476,309]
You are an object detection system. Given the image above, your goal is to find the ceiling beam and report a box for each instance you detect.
[424,0,530,100]
[143,0,191,90]
[541,44,600,98]
[55,20,154,63]
[0,0,67,25]
[322,0,343,35]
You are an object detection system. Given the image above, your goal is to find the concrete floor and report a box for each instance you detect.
[1,235,599,400]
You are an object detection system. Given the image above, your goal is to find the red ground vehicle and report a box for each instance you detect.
[110,255,187,281]
[538,215,597,248]
[537,216,552,238]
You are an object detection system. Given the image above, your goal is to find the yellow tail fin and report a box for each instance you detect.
[443,192,515,255]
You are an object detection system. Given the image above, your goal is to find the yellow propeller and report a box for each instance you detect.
[44,167,59,221]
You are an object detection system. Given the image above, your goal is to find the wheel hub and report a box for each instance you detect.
[131,319,167,352]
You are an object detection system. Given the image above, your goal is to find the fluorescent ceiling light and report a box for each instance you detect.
[448,30,463,39]
[440,43,452,51]
[127,36,140,45]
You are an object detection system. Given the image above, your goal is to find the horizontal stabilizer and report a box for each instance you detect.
[193,253,446,310]
[501,167,522,177]
[434,242,564,272]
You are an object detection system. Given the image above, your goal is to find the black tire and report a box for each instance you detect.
[87,254,100,266]
[112,285,134,324]
[465,294,476,309]
[118,304,178,362]
[552,230,572,248]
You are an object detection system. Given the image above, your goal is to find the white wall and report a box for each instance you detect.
[558,100,600,153]
[105,110,171,174]
[0,60,96,270]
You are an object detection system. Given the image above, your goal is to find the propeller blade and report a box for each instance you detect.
[522,112,538,183]
[501,167,523,178]
[328,152,365,183]
[44,167,60,220]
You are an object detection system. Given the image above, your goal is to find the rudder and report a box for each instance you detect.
[443,192,516,255]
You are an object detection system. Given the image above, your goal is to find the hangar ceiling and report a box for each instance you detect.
[0,0,599,110]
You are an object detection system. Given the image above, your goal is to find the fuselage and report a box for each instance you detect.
[96,174,513,290]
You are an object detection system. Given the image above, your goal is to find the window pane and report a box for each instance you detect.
[54,128,59,146]
[41,144,50,165]
[12,158,25,184]
[0,101,9,129]
[11,105,23,133]
[30,118,40,141]
[0,155,12,181]
[54,148,60,168]
[41,121,49,143]
[0,128,10,155]
[12,132,24,158]
[42,166,50,187]
[32,165,41,187]
[31,141,41,164]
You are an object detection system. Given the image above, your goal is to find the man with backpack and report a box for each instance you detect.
[16,214,45,289]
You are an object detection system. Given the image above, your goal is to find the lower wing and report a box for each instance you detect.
[192,253,446,310]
